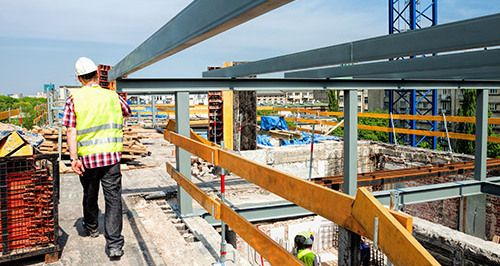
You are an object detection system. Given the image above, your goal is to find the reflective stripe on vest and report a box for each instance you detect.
[72,85,124,156]
[78,137,124,147]
[77,123,123,135]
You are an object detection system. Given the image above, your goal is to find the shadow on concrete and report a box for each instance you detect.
[123,200,157,266]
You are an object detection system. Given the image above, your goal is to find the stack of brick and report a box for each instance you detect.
[0,158,54,253]
[97,64,111,89]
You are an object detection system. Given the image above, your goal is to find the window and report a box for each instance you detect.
[490,89,498,95]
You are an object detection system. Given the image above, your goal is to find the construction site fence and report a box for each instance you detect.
[0,153,59,263]
[164,129,439,266]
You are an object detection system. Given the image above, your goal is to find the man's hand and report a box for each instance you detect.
[71,159,85,175]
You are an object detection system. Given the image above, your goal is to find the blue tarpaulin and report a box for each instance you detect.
[260,116,288,131]
[257,134,273,146]
[280,132,339,146]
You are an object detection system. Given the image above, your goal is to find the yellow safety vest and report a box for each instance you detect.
[72,85,124,156]
[297,249,315,266]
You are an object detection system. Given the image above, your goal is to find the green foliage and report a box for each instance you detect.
[455,89,500,158]
[328,109,388,142]
[327,91,339,112]
[0,96,46,129]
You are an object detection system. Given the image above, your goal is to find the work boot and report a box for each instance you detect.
[82,221,99,238]
[108,248,124,259]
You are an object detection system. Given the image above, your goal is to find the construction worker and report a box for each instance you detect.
[293,232,320,266]
[63,57,131,259]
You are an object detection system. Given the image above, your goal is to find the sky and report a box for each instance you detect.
[1,0,499,95]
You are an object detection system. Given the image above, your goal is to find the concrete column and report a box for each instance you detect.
[465,89,488,238]
[233,91,256,151]
[339,89,361,266]
[175,92,193,216]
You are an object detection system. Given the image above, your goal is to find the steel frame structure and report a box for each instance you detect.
[388,0,439,149]
[109,0,500,262]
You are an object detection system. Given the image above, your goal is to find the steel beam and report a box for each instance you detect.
[373,177,500,206]
[202,177,500,225]
[175,92,193,216]
[109,0,292,81]
[481,182,500,197]
[203,14,500,77]
[340,89,360,266]
[475,89,489,181]
[285,49,500,79]
[117,78,500,96]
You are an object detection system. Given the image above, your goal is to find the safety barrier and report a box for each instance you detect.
[273,107,500,124]
[285,117,500,143]
[0,109,20,122]
[165,130,439,266]
[165,162,301,265]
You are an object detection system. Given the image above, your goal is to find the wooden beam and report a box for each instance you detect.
[167,131,413,236]
[217,149,367,235]
[165,119,216,147]
[286,117,500,143]
[218,200,301,265]
[222,90,234,150]
[166,161,301,265]
[165,130,218,164]
[166,162,221,219]
[352,188,438,266]
[275,107,500,124]
[0,109,20,121]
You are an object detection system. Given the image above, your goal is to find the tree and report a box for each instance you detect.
[455,89,500,158]
[327,90,339,112]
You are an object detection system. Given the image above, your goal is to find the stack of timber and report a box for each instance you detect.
[32,126,149,161]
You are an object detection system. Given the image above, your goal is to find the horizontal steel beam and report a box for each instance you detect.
[373,177,500,206]
[117,78,500,95]
[481,181,500,197]
[204,200,311,226]
[203,177,500,225]
[109,0,292,81]
[357,66,500,80]
[203,13,500,77]
[285,49,500,79]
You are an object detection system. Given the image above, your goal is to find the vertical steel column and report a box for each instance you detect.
[432,89,438,149]
[151,95,156,128]
[475,89,488,181]
[388,0,394,34]
[175,92,193,216]
[465,89,488,238]
[388,90,394,144]
[410,90,417,146]
[339,89,360,266]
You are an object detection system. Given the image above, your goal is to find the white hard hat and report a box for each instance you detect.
[75,57,97,76]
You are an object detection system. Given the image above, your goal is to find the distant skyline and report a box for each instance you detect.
[1,0,499,95]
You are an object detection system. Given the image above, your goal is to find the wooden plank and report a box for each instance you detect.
[352,188,438,266]
[219,200,302,266]
[166,162,221,219]
[168,131,413,238]
[165,119,217,147]
[222,90,234,150]
[218,149,368,236]
[165,131,218,164]
[166,160,300,265]
[276,107,500,124]
[286,117,500,143]
[0,109,20,121]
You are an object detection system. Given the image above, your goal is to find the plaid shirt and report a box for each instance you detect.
[63,86,131,169]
